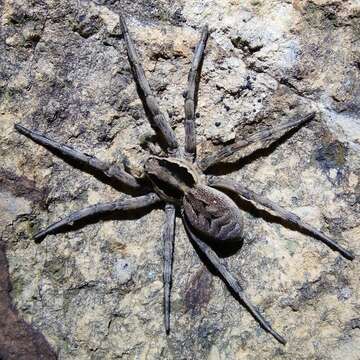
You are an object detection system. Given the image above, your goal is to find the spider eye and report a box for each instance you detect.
[183,185,243,242]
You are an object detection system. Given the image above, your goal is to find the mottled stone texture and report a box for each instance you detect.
[1,0,360,359]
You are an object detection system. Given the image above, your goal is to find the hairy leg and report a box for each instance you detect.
[184,25,209,161]
[183,215,286,344]
[34,193,160,242]
[200,112,315,171]
[208,176,354,260]
[162,203,176,333]
[15,124,143,191]
[119,13,178,154]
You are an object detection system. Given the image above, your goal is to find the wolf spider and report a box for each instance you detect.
[15,13,354,345]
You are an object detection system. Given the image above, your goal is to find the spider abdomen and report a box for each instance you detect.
[183,185,243,242]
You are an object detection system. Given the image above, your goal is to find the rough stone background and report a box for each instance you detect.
[1,0,360,359]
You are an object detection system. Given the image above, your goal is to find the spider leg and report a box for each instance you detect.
[162,203,176,334]
[34,193,160,242]
[208,176,354,260]
[182,214,286,345]
[184,25,209,161]
[200,112,315,171]
[15,124,143,191]
[118,13,179,154]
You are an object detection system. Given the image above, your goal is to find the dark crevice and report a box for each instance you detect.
[0,241,57,359]
[184,267,213,316]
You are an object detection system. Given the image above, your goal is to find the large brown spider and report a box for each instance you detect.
[14,13,354,345]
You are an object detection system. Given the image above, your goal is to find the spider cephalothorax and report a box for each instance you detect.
[14,13,354,345]
[145,156,244,242]
[144,156,199,203]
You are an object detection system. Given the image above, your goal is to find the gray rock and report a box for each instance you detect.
[1,0,359,359]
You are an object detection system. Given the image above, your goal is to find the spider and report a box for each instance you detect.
[14,13,354,345]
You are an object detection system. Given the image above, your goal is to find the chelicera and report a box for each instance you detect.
[15,13,354,345]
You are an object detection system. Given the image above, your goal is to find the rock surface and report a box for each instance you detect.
[1,0,360,359]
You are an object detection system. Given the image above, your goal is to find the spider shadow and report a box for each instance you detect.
[202,118,336,252]
[204,121,310,176]
[222,187,342,255]
[180,215,244,284]
[182,216,275,337]
[34,202,160,244]
[188,238,244,276]
[37,144,150,197]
